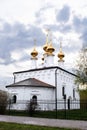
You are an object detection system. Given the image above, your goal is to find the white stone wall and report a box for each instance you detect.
[56,69,79,100]
[8,86,55,110]
[14,69,55,86]
[14,68,79,101]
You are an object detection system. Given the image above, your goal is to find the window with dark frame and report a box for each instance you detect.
[62,86,65,96]
[73,88,75,99]
[13,95,17,103]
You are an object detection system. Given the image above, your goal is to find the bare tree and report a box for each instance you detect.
[75,47,87,88]
[75,47,87,106]
[0,90,8,114]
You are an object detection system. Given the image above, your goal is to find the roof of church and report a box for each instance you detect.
[6,78,55,88]
[13,66,77,77]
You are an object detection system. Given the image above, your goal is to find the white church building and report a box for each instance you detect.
[6,32,80,110]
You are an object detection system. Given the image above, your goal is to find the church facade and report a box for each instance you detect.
[6,31,80,110]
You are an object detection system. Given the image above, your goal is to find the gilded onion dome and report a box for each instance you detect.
[47,42,55,54]
[31,40,38,58]
[31,48,38,58]
[58,42,65,60]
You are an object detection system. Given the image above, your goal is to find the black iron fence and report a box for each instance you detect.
[0,99,87,120]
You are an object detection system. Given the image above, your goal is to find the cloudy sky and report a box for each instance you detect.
[0,0,87,89]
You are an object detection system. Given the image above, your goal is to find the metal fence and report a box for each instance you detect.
[0,99,87,120]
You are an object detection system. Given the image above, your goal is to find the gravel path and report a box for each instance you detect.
[0,115,87,130]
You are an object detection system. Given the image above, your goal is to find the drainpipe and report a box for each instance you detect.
[55,68,58,119]
[13,73,16,83]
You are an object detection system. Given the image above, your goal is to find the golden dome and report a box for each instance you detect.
[31,48,38,58]
[58,51,65,60]
[43,43,49,52]
[57,42,65,60]
[47,42,55,54]
[31,39,38,58]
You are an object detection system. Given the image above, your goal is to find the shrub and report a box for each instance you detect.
[0,90,8,114]
[27,99,38,116]
[79,89,87,109]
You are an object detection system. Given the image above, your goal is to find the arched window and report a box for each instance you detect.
[32,95,37,105]
[13,95,17,103]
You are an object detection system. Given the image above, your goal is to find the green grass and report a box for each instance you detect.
[31,109,87,120]
[0,122,79,130]
[5,109,87,120]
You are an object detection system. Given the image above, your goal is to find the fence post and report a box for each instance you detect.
[64,94,66,119]
[8,99,11,115]
[68,98,70,110]
[55,68,58,119]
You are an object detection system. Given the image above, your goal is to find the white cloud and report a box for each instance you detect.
[0,0,43,24]
[0,58,5,64]
[0,64,15,77]
[0,0,86,24]
[11,49,25,61]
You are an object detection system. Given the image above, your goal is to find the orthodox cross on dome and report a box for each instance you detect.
[34,38,36,45]
[46,28,50,33]
[49,30,52,41]
[46,30,55,55]
[43,29,50,52]
[60,41,62,51]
